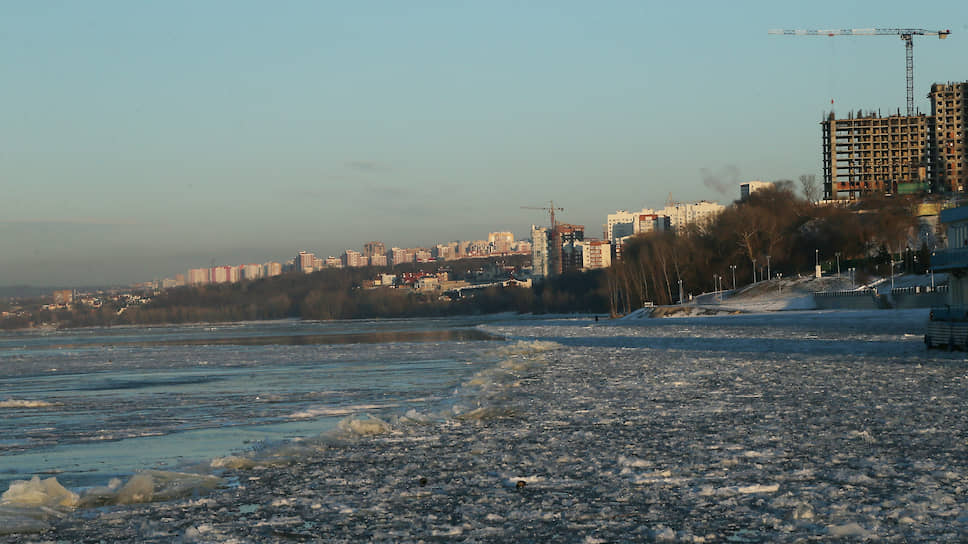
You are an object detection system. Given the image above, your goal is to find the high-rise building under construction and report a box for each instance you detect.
[822,81,967,199]
[930,82,968,193]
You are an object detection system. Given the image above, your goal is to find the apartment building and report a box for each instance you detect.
[930,82,968,192]
[821,111,933,199]
[821,80,968,199]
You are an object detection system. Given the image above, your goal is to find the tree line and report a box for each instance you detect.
[1,185,935,329]
[605,183,927,315]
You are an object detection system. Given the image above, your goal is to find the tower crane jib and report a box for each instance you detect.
[768,27,951,116]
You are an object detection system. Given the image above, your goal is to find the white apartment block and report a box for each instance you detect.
[488,231,514,253]
[264,262,283,277]
[657,201,724,233]
[740,180,774,202]
[530,225,550,278]
[577,239,612,270]
[343,250,367,268]
[241,263,263,281]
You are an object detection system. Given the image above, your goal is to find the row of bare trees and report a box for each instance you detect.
[606,184,921,316]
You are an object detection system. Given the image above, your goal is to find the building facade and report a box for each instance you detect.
[740,181,774,201]
[343,250,366,268]
[530,225,550,278]
[821,112,933,199]
[658,201,723,233]
[488,232,514,253]
[930,82,968,192]
[577,239,612,270]
[822,80,968,199]
[363,241,385,259]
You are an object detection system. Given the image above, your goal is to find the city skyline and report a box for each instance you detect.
[3,1,966,285]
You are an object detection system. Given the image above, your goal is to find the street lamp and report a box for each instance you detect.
[890,258,895,290]
[752,259,756,283]
[766,255,771,283]
[815,249,820,278]
[835,252,841,278]
[730,265,737,291]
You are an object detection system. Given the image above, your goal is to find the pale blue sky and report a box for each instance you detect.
[2,1,966,285]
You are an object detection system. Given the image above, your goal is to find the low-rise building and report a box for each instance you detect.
[577,239,612,270]
[740,181,774,201]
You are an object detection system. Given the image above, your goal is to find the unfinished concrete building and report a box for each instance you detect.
[821,112,933,200]
[930,82,968,192]
[821,80,968,200]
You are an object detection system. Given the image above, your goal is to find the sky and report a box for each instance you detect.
[2,1,967,286]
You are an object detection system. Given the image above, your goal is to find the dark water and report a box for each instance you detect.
[0,317,505,490]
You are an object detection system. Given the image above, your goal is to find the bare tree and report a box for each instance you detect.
[799,174,820,202]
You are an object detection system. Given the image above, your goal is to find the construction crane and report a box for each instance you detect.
[768,28,951,116]
[521,201,564,231]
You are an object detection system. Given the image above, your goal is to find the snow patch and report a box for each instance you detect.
[0,399,56,408]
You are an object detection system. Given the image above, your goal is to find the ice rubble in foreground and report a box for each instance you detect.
[2,320,967,542]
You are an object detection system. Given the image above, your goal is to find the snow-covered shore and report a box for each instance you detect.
[3,311,966,542]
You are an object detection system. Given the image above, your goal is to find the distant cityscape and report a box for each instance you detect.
[126,192,744,293]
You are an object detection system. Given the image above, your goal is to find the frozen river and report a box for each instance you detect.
[3,309,967,541]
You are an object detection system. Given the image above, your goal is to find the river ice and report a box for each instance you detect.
[3,310,967,542]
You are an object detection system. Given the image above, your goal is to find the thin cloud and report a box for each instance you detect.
[345,160,390,173]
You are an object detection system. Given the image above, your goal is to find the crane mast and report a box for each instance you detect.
[769,27,950,116]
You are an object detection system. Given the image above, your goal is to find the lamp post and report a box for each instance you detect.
[678,278,683,304]
[835,252,841,278]
[815,249,820,278]
[752,259,756,283]
[713,274,718,302]
[766,255,771,283]
[730,265,737,291]
[890,258,895,290]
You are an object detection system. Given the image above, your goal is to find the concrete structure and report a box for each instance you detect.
[241,264,263,281]
[658,201,723,233]
[530,225,551,278]
[577,239,612,270]
[821,81,968,199]
[605,210,639,244]
[930,82,968,192]
[369,254,388,267]
[343,250,366,268]
[555,224,585,275]
[188,268,210,285]
[740,181,774,201]
[264,262,282,277]
[488,232,514,254]
[822,111,932,199]
[324,256,342,268]
[363,241,385,259]
[296,251,315,274]
[211,265,234,284]
[633,213,670,235]
[390,247,412,266]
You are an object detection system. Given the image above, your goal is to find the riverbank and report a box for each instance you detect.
[4,311,965,542]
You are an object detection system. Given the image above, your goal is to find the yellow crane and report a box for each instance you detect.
[769,27,951,116]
